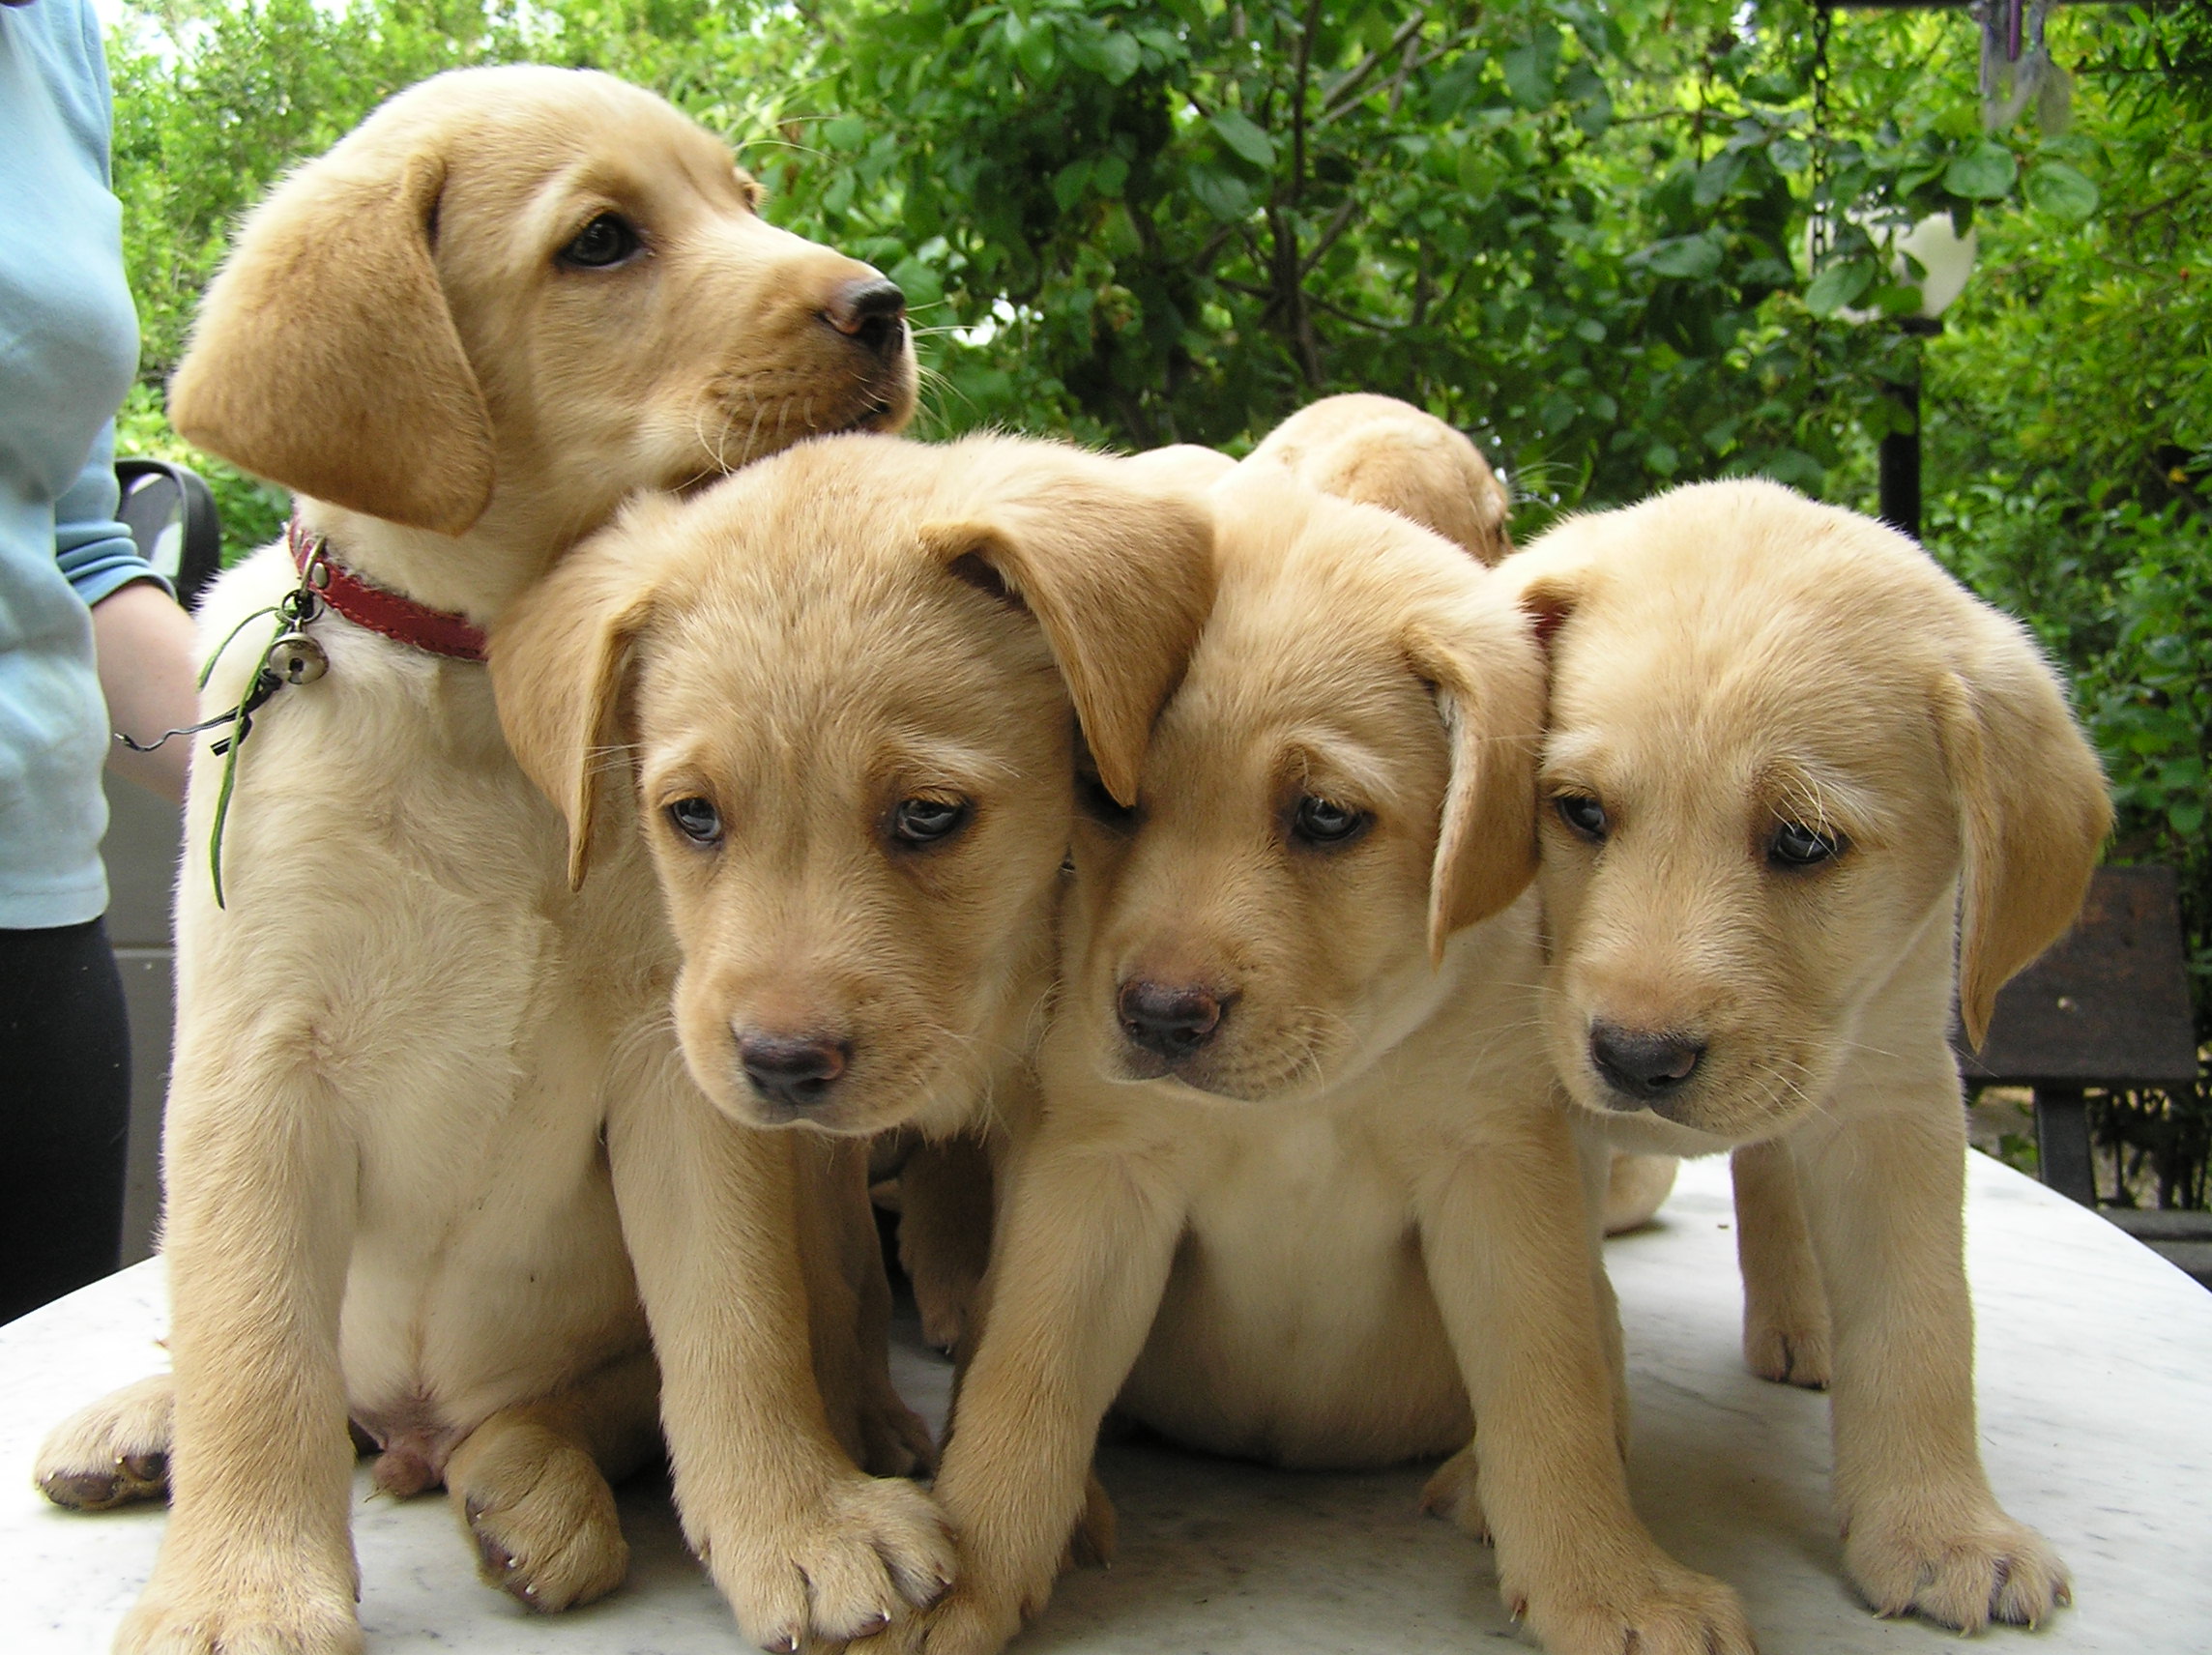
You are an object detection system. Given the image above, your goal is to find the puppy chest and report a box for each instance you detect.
[1120,1117,1468,1464]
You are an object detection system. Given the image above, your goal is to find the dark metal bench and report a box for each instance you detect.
[1957,864,2203,1280]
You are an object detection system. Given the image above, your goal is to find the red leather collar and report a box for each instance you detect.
[288,519,488,662]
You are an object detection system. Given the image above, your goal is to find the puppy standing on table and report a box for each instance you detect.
[870,415,1757,1655]
[1504,479,2109,1631]
[37,68,951,1654]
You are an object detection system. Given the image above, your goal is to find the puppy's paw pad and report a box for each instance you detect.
[713,1473,954,1648]
[456,1434,628,1612]
[1417,1443,1489,1542]
[35,1373,177,1510]
[1847,1506,2069,1632]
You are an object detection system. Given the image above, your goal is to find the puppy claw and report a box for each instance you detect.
[1844,1498,2069,1633]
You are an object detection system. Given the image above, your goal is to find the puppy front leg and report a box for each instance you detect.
[1732,1140,1833,1388]
[867,1132,1186,1655]
[121,1046,362,1655]
[608,1076,953,1651]
[1790,1099,2069,1630]
[1417,1106,1755,1655]
[800,1134,937,1476]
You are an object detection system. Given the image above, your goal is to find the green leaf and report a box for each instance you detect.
[1052,159,1091,212]
[1646,234,1721,281]
[1693,150,1746,207]
[888,256,944,308]
[2025,161,2098,221]
[1644,441,1679,476]
[1210,109,1276,172]
[1944,140,2017,201]
[1768,134,1810,174]
[1502,39,1558,110]
[822,114,866,152]
[1187,164,1252,222]
[1804,259,1875,316]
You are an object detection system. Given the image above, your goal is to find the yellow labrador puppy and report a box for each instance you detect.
[35,67,942,1654]
[888,398,1520,1352]
[1504,479,2109,1632]
[1247,391,1515,564]
[881,457,1756,1655]
[490,426,1210,1425]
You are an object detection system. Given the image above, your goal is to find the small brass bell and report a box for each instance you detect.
[269,630,329,685]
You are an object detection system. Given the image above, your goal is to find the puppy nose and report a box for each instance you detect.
[737,1031,851,1108]
[822,276,907,361]
[1588,1023,1705,1104]
[1118,979,1230,1061]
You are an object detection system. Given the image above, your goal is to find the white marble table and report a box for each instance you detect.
[6,1152,2207,1653]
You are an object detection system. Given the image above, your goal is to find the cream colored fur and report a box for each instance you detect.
[874,452,1755,1655]
[1246,392,1514,565]
[32,67,945,1655]
[1503,478,2110,1632]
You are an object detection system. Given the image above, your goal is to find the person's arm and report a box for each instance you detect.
[57,425,202,802]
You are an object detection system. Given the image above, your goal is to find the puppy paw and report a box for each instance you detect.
[36,1372,176,1510]
[1512,1558,1757,1655]
[449,1422,628,1613]
[117,1567,362,1655]
[857,1386,940,1480]
[1741,1308,1831,1390]
[1062,1469,1118,1570]
[1845,1497,2070,1631]
[702,1471,953,1651]
[1417,1442,1489,1543]
[846,1584,1023,1655]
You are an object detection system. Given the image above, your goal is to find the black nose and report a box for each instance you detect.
[1588,1023,1705,1104]
[737,1031,851,1108]
[822,276,907,361]
[1118,979,1230,1061]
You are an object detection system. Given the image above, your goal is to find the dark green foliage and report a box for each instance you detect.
[104,0,2208,1199]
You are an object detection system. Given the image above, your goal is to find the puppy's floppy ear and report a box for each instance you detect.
[490,503,677,888]
[169,145,495,534]
[1406,615,1545,961]
[1934,616,2112,1048]
[920,456,1215,805]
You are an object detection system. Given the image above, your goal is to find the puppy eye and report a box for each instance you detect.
[666,797,722,846]
[890,797,972,848]
[1554,794,1609,841]
[1290,795,1371,849]
[1768,821,1845,869]
[560,212,642,269]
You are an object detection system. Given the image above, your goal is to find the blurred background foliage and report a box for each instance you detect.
[105,0,2208,1201]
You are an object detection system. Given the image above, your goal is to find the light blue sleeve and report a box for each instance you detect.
[54,421,172,605]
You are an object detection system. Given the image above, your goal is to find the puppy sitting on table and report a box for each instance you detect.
[37,66,946,1655]
[865,424,1755,1655]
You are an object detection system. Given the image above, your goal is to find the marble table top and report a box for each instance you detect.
[5,1151,2207,1653]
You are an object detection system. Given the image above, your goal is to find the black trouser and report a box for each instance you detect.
[0,915,130,1323]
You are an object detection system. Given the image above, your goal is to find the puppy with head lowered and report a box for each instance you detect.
[1506,479,2109,1632]
[34,67,943,1655]
[493,431,1211,1149]
[871,450,1755,1655]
